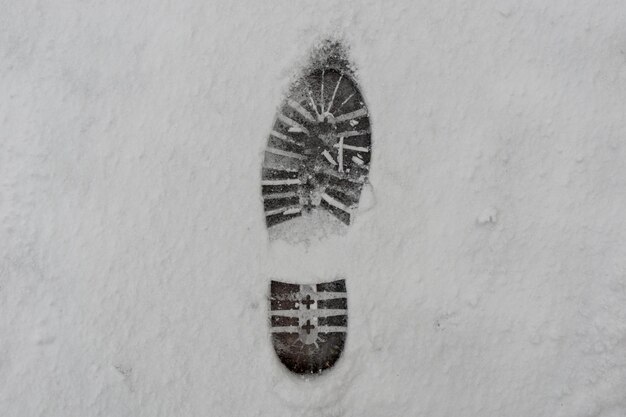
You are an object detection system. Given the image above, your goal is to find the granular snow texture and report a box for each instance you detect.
[1,1,626,416]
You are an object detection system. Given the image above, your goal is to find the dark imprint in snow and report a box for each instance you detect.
[269,279,347,375]
[262,42,371,229]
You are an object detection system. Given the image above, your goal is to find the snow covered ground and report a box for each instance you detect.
[2,1,626,416]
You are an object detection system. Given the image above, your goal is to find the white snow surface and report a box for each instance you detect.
[2,1,626,416]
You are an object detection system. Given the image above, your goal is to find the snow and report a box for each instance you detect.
[2,1,626,416]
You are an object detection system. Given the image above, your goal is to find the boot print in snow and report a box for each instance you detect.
[263,40,369,376]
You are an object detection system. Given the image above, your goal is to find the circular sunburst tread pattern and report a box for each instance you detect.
[262,67,371,228]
